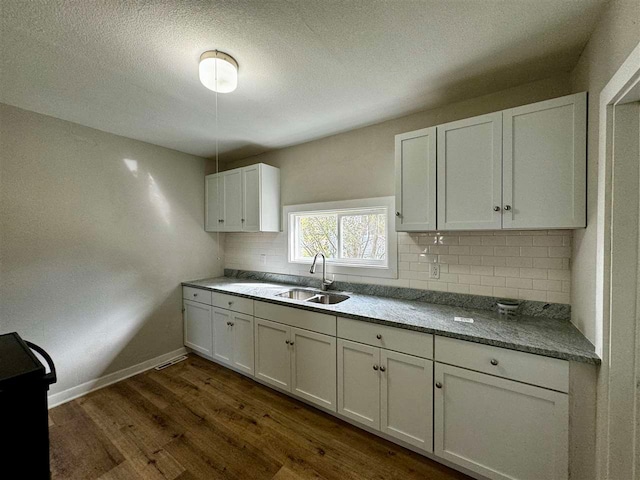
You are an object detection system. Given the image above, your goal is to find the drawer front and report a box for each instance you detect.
[434,336,568,392]
[183,286,213,305]
[337,317,433,359]
[212,292,253,315]
[254,301,336,336]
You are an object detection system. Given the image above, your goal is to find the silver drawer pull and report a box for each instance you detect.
[373,365,379,371]
[376,334,382,340]
[435,382,442,389]
[379,365,386,372]
[285,340,290,345]
[490,359,499,366]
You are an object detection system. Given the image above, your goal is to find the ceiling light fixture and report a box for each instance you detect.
[199,50,238,93]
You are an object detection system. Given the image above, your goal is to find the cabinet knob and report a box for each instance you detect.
[490,358,499,366]
[241,219,245,222]
[285,340,290,345]
[193,293,198,297]
[228,301,233,306]
[376,334,382,340]
[379,365,386,372]
[435,382,442,389]
[493,206,500,212]
[373,365,379,371]
[504,205,512,211]
[289,341,294,346]
[395,211,401,217]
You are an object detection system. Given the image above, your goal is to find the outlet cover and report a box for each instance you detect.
[430,263,440,279]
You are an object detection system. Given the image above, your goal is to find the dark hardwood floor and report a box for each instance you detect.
[48,354,471,479]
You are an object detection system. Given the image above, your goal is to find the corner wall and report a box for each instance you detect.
[0,103,224,396]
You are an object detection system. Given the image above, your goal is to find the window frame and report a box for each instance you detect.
[285,197,398,279]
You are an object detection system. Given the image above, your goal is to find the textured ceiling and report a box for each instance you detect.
[0,0,606,161]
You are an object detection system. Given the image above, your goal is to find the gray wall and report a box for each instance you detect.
[0,103,223,396]
[570,0,640,346]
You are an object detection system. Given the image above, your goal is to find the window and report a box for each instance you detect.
[286,197,397,279]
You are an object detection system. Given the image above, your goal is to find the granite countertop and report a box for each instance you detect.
[183,276,600,365]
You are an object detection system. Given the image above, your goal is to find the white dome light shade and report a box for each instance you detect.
[199,51,238,93]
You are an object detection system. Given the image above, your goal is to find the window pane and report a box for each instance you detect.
[296,214,338,259]
[340,213,386,261]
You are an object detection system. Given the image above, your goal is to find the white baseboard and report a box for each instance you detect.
[47,347,188,409]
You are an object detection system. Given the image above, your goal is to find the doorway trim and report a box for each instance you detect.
[594,41,640,480]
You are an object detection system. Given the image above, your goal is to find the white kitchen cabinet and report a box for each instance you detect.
[212,307,255,375]
[290,327,337,410]
[394,93,587,231]
[254,317,337,411]
[434,363,568,480]
[394,127,437,231]
[337,339,380,429]
[380,350,433,451]
[337,339,434,452]
[437,112,502,230]
[503,92,586,229]
[205,163,280,233]
[183,300,213,357]
[254,318,291,390]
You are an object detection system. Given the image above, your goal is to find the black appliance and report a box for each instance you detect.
[0,332,57,478]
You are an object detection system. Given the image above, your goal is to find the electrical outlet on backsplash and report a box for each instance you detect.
[223,230,572,304]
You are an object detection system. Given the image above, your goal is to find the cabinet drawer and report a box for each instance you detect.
[337,317,433,359]
[435,336,568,392]
[212,292,253,315]
[255,301,336,336]
[183,286,213,305]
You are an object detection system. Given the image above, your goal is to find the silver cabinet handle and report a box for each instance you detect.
[435,382,442,389]
[285,340,290,345]
[395,211,401,217]
[226,321,230,326]
[373,365,379,371]
[376,334,382,340]
[289,341,294,346]
[379,365,386,372]
[504,205,512,211]
[229,322,234,327]
[490,359,499,366]
[493,206,500,212]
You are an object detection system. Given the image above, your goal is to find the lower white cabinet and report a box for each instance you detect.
[183,300,213,356]
[254,318,337,411]
[212,308,254,375]
[337,339,433,452]
[434,363,568,480]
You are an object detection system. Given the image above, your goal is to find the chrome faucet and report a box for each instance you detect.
[310,253,334,291]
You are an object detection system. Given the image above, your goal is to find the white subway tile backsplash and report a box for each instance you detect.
[224,229,573,304]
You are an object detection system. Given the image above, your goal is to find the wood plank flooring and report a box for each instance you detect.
[49,354,471,480]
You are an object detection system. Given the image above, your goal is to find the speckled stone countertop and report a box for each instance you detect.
[182,277,600,365]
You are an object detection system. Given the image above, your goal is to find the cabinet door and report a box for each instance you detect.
[380,351,433,452]
[437,112,502,230]
[212,308,233,366]
[254,318,291,391]
[434,363,568,480]
[205,174,224,232]
[242,165,260,232]
[395,127,437,231]
[503,92,586,229]
[290,327,336,411]
[337,339,380,429]
[222,169,243,232]
[183,300,212,356]
[231,312,254,375]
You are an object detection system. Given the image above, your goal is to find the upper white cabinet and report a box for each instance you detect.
[503,93,586,229]
[395,127,437,231]
[395,93,587,231]
[205,163,280,232]
[437,113,503,230]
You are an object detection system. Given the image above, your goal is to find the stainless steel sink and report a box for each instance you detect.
[276,288,350,305]
[276,289,319,301]
[307,293,350,305]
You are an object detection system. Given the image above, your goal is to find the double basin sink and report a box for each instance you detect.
[276,288,350,305]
